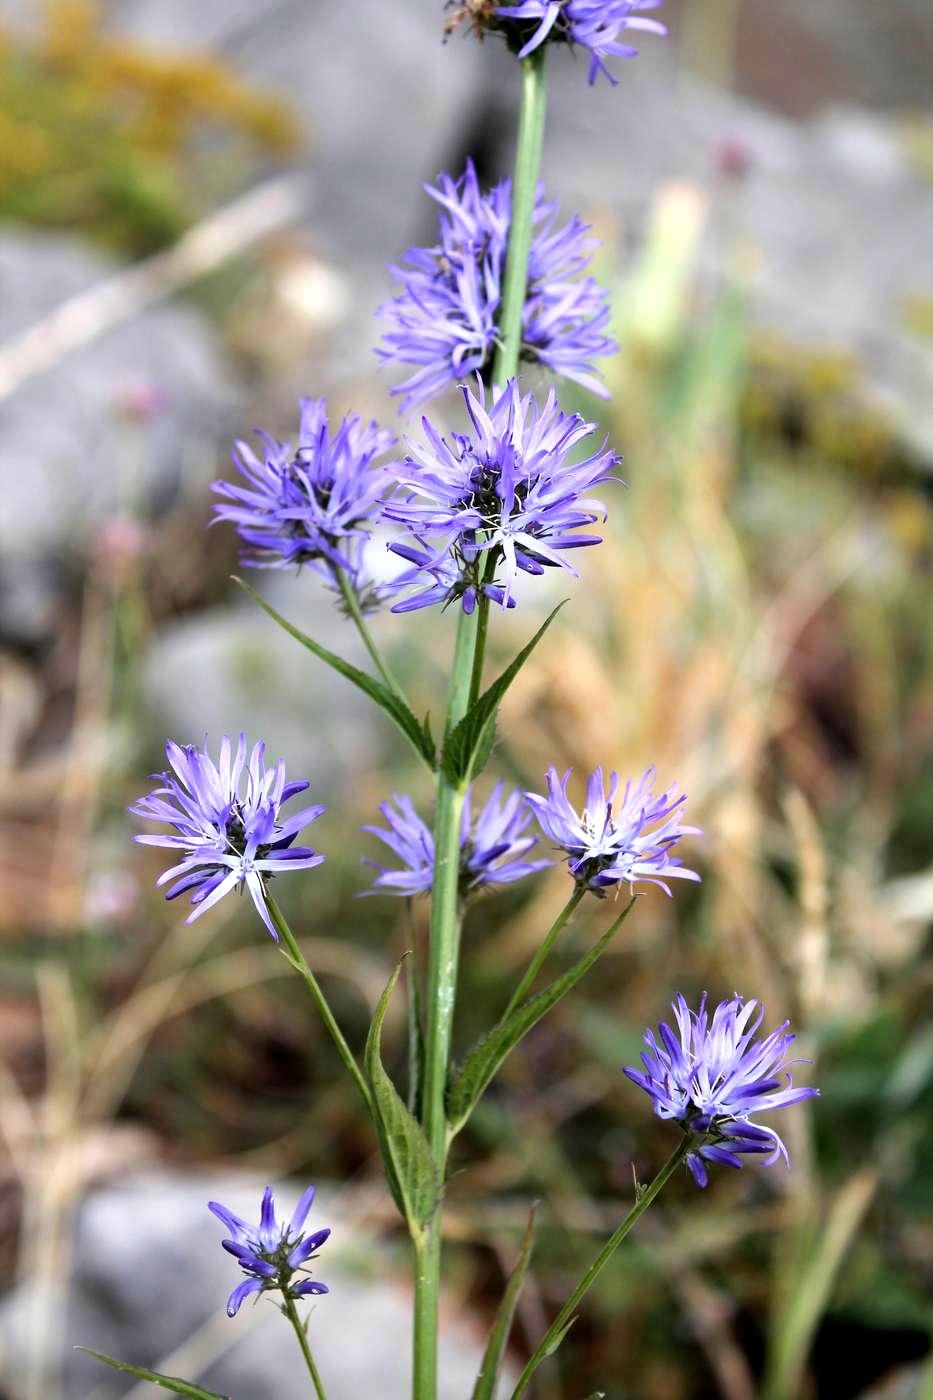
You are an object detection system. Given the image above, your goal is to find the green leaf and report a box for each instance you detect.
[448,898,636,1136]
[365,959,439,1236]
[77,1349,230,1398]
[471,1209,537,1400]
[542,1314,578,1358]
[235,578,436,770]
[441,603,566,784]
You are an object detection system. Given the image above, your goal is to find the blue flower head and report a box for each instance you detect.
[213,398,395,604]
[382,378,621,614]
[379,160,617,411]
[625,995,819,1187]
[363,783,551,897]
[209,1185,330,1317]
[524,765,700,896]
[130,734,325,940]
[487,1,666,85]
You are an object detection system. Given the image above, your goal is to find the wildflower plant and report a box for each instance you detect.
[87,6,819,1398]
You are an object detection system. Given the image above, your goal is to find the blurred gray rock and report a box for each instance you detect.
[0,1173,506,1400]
[141,570,396,784]
[0,231,236,639]
[97,0,933,460]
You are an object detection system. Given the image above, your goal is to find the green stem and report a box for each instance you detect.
[267,896,373,1118]
[509,1138,693,1399]
[413,607,477,1400]
[413,44,549,1400]
[491,47,548,386]
[502,885,587,1021]
[334,565,405,701]
[282,1293,328,1400]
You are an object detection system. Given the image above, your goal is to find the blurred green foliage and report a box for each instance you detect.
[0,0,298,255]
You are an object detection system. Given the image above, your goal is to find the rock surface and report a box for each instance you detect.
[0,1173,505,1399]
[0,231,236,639]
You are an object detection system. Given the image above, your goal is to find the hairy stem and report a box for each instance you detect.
[333,564,405,700]
[510,1137,693,1398]
[282,1293,328,1400]
[267,896,373,1117]
[502,885,587,1021]
[492,47,548,386]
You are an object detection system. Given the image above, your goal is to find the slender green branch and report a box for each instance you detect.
[282,1293,328,1400]
[333,565,406,701]
[510,1137,693,1399]
[468,551,500,707]
[502,885,587,1021]
[267,896,373,1117]
[491,47,548,386]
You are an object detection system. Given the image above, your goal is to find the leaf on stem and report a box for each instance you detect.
[77,1349,230,1398]
[447,898,636,1136]
[235,577,436,770]
[441,603,566,785]
[471,1208,538,1400]
[365,959,439,1237]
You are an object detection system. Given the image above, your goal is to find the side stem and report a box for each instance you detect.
[502,885,586,1021]
[267,896,373,1117]
[334,565,406,700]
[282,1293,328,1400]
[509,1138,693,1399]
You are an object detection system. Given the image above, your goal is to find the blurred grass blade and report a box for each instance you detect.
[235,577,436,769]
[471,1208,537,1400]
[77,1349,230,1398]
[365,959,439,1236]
[406,951,425,1120]
[762,1168,879,1400]
[441,603,566,783]
[448,899,635,1136]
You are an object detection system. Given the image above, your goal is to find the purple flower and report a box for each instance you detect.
[382,378,620,613]
[209,1185,330,1317]
[362,783,551,897]
[492,0,666,85]
[378,160,617,411]
[524,765,700,895]
[624,995,819,1187]
[213,398,394,597]
[130,734,325,940]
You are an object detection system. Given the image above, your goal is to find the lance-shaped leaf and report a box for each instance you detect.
[235,577,435,770]
[441,603,566,784]
[365,959,439,1237]
[448,899,636,1136]
[77,1349,230,1398]
[471,1209,537,1400]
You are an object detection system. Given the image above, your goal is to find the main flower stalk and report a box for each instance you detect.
[413,48,550,1400]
